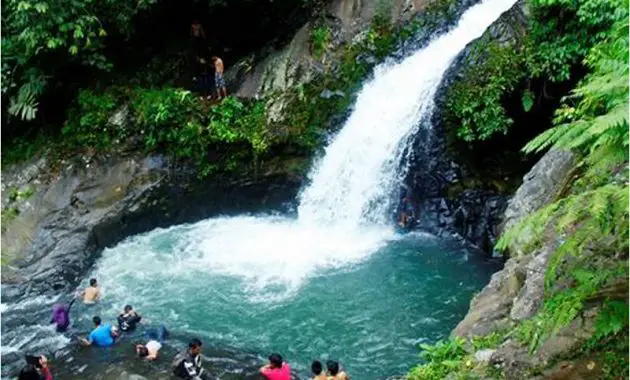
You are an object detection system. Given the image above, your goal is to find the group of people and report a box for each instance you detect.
[190,19,227,100]
[258,354,350,380]
[20,278,351,380]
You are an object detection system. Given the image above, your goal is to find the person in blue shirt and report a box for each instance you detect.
[80,316,119,347]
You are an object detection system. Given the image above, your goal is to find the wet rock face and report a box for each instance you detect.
[452,146,576,339]
[1,151,306,300]
[400,0,529,253]
[500,149,575,255]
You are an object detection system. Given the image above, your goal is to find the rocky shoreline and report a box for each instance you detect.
[1,150,308,300]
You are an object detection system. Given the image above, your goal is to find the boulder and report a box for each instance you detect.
[452,257,525,337]
[500,149,575,255]
[474,349,497,364]
[509,245,554,321]
[229,0,439,100]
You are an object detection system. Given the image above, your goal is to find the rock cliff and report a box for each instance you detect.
[1,149,307,300]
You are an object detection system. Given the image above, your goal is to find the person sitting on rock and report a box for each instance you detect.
[311,360,327,380]
[326,360,350,380]
[136,325,168,361]
[78,278,100,304]
[172,338,210,379]
[80,316,119,347]
[260,353,291,380]
[117,304,142,332]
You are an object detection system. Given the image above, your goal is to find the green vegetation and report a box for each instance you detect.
[1,0,324,124]
[471,331,505,351]
[411,0,628,378]
[1,207,20,231]
[311,25,331,60]
[408,338,469,380]
[445,0,625,142]
[446,41,525,141]
[2,0,436,175]
[1,0,150,121]
[59,87,291,176]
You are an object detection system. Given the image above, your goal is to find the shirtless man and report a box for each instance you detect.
[79,278,100,304]
[212,56,227,99]
[327,361,350,380]
[311,361,327,380]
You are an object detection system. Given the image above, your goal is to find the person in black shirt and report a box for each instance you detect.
[172,338,210,379]
[117,304,142,332]
[189,20,211,98]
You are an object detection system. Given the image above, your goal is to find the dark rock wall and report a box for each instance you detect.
[401,0,529,252]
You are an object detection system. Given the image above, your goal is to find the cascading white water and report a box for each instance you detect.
[1,0,518,376]
[85,0,518,297]
[298,0,517,228]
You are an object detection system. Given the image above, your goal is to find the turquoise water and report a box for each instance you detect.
[70,217,499,379]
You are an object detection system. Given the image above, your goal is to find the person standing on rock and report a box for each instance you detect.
[212,56,227,100]
[78,278,101,304]
[189,20,208,92]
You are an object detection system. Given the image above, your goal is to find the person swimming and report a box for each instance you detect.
[80,316,119,347]
[117,304,142,332]
[311,360,327,380]
[172,338,210,379]
[327,360,350,380]
[50,299,75,332]
[78,278,100,304]
[136,325,168,361]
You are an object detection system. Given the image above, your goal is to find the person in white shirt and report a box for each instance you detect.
[136,325,168,361]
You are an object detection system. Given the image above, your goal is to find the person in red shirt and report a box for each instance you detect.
[18,355,52,380]
[259,353,291,380]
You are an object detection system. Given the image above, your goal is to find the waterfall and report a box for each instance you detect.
[297,0,517,229]
[0,0,518,376]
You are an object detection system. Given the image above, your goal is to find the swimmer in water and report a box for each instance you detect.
[311,360,326,380]
[136,325,168,361]
[327,360,350,380]
[118,304,142,332]
[80,316,119,347]
[78,278,100,304]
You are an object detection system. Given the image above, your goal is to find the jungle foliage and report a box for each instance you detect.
[411,0,628,378]
[446,0,625,142]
